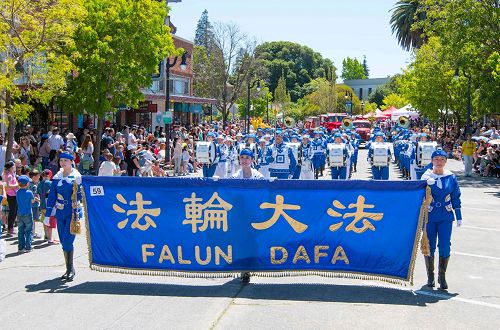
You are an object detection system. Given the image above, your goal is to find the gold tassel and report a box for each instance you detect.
[420,186,431,256]
[70,182,81,235]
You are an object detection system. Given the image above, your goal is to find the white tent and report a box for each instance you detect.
[391,104,419,121]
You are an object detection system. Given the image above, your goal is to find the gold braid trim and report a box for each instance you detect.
[69,182,81,235]
[419,186,432,256]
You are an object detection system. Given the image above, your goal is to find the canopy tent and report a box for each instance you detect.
[391,104,420,121]
[381,106,397,116]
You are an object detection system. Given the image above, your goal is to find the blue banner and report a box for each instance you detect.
[82,178,427,284]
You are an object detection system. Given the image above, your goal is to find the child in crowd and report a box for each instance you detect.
[0,182,6,233]
[29,170,42,239]
[16,175,38,252]
[37,170,57,244]
[98,153,117,176]
[181,144,190,175]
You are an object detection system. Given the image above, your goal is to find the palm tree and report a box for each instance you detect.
[390,0,426,51]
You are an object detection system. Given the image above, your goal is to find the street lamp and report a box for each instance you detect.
[246,79,260,133]
[454,67,472,135]
[345,91,353,116]
[164,52,187,161]
[361,101,365,116]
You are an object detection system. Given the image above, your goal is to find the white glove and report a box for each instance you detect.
[268,177,277,182]
[457,220,463,227]
[427,178,436,186]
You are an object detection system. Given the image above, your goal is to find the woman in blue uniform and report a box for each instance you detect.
[421,149,462,290]
[44,152,83,281]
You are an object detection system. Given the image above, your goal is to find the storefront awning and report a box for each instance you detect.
[145,93,217,105]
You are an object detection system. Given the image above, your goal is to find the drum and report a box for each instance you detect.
[285,142,300,164]
[196,141,212,164]
[418,142,438,167]
[327,143,345,167]
[373,143,390,167]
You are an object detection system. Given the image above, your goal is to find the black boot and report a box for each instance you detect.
[353,164,357,172]
[61,251,69,280]
[438,256,449,290]
[241,272,250,284]
[66,250,75,281]
[424,256,435,287]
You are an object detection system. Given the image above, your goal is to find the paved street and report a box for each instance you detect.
[1,149,499,330]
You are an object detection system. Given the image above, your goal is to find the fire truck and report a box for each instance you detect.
[320,113,348,131]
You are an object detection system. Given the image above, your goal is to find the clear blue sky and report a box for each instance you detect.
[168,0,412,80]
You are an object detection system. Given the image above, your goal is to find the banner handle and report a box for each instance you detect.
[419,186,432,256]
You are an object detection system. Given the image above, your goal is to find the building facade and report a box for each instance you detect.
[342,78,390,101]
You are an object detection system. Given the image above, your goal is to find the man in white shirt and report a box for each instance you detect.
[0,135,7,177]
[47,127,65,151]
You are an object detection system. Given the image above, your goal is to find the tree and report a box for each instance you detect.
[274,74,291,117]
[335,85,362,114]
[192,22,260,125]
[255,41,335,101]
[381,93,408,110]
[368,85,391,108]
[0,0,85,162]
[302,77,337,116]
[61,0,175,170]
[398,37,459,125]
[417,0,500,115]
[194,9,213,49]
[362,55,370,78]
[389,0,426,51]
[341,57,366,80]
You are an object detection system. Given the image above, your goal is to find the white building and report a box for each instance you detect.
[342,78,390,101]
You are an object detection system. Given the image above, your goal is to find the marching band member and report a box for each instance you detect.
[267,129,297,179]
[350,131,360,173]
[311,130,326,179]
[201,132,220,178]
[44,152,82,281]
[421,149,462,290]
[230,148,264,284]
[215,135,228,178]
[225,137,238,177]
[257,138,271,179]
[368,132,392,180]
[326,133,349,180]
[299,134,314,180]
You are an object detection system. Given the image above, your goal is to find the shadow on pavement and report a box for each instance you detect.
[25,279,457,307]
[452,172,500,189]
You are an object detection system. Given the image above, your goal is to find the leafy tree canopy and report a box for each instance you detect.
[255,41,335,102]
[341,57,367,80]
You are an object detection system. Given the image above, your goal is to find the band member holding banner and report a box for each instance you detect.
[421,149,462,290]
[368,132,392,180]
[299,134,314,180]
[267,129,297,179]
[197,132,220,178]
[44,152,82,281]
[230,148,264,284]
[327,133,349,180]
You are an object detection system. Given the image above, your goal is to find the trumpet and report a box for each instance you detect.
[284,116,295,128]
[398,116,410,129]
[341,118,353,130]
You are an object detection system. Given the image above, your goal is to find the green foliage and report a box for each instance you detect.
[341,57,367,80]
[274,74,291,113]
[389,0,426,51]
[398,37,457,123]
[236,84,272,120]
[368,85,391,108]
[335,85,362,115]
[415,0,500,115]
[382,93,408,110]
[194,10,214,49]
[0,0,85,159]
[255,41,335,101]
[302,78,337,115]
[62,0,175,117]
[362,55,370,78]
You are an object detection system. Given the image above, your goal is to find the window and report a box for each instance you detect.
[169,75,190,96]
[368,87,372,95]
[359,88,363,100]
